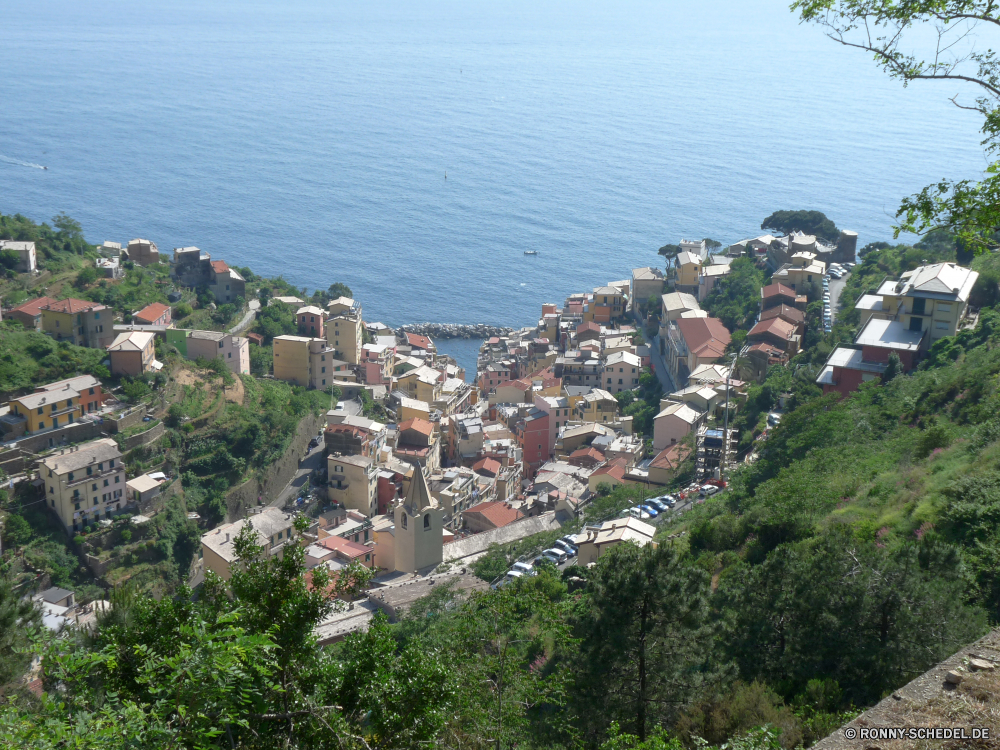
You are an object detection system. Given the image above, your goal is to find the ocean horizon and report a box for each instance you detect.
[0,0,988,373]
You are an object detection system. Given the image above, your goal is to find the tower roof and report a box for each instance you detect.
[403,466,435,514]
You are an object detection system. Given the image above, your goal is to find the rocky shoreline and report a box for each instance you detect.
[397,323,515,340]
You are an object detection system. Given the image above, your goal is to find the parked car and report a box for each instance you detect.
[647,498,670,513]
[628,507,652,520]
[553,539,577,556]
[700,484,720,497]
[767,412,782,427]
[560,534,580,548]
[639,504,659,518]
[511,561,534,575]
[542,548,569,564]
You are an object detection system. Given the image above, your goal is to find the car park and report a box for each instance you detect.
[542,548,569,564]
[553,539,577,556]
[647,498,670,513]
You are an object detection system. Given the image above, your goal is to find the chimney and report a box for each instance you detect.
[225,533,230,543]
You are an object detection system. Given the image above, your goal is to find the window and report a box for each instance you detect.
[87,466,92,476]
[423,513,431,529]
[219,341,224,348]
[89,387,95,395]
[98,462,103,470]
[911,298,926,316]
[91,483,97,491]
[94,312,100,319]
[93,497,98,506]
[938,303,952,313]
[115,475,120,483]
[104,479,109,487]
[935,320,949,330]
[109,459,114,467]
[37,407,43,415]
[402,514,407,529]
[277,531,283,540]
[908,316,923,332]
[68,472,74,481]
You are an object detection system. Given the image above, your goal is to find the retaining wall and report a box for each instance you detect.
[225,412,324,521]
[122,422,164,451]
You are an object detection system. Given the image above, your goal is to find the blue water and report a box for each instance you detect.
[0,0,987,351]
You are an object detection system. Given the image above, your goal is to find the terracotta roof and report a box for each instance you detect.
[761,282,797,299]
[472,457,501,476]
[134,302,169,324]
[211,260,229,273]
[405,332,433,350]
[591,464,626,481]
[41,298,104,314]
[748,317,796,341]
[9,296,56,316]
[318,535,372,559]
[649,443,691,470]
[398,417,434,437]
[747,342,784,358]
[759,304,805,325]
[463,501,524,528]
[570,447,605,463]
[675,317,731,359]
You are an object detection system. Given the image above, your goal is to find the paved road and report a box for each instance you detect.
[648,334,678,394]
[828,271,850,323]
[271,439,326,509]
[228,299,261,335]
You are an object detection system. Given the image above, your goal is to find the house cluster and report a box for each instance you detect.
[817,262,979,395]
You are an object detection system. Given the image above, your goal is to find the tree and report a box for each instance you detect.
[794,1,1000,253]
[658,244,681,271]
[74,265,97,288]
[574,542,723,742]
[882,352,902,383]
[0,567,41,687]
[703,238,723,250]
[760,211,839,242]
[328,282,353,300]
[1,513,33,549]
[0,249,19,271]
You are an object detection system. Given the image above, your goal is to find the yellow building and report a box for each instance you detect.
[273,335,344,389]
[592,285,625,323]
[576,388,619,423]
[39,438,126,532]
[328,453,378,516]
[572,517,656,566]
[40,298,114,349]
[7,375,102,435]
[870,262,979,344]
[327,297,363,365]
[674,251,703,290]
[200,508,298,580]
[396,366,442,404]
[398,396,432,422]
[771,252,826,294]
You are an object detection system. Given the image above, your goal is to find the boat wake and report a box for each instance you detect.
[0,154,46,170]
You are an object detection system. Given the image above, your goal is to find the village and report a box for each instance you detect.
[0,226,983,643]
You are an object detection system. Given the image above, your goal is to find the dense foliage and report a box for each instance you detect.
[759,211,839,243]
[0,323,107,395]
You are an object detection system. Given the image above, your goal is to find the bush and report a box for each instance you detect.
[73,535,85,546]
[120,529,132,543]
[174,302,193,319]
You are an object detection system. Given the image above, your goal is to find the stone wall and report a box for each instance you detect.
[16,421,105,454]
[105,406,146,434]
[122,422,164,451]
[225,412,325,521]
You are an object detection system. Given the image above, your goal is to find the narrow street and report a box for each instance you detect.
[228,299,261,335]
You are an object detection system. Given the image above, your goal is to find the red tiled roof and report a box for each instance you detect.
[748,342,784,358]
[473,457,502,476]
[398,417,434,436]
[748,317,796,341]
[211,260,229,273]
[134,302,169,324]
[463,501,524,528]
[650,443,691,470]
[41,298,103,314]
[570,447,605,462]
[761,282,796,299]
[760,304,805,325]
[591,464,626,482]
[247,332,264,345]
[676,317,731,359]
[405,332,432,350]
[318,535,372,559]
[9,296,57,316]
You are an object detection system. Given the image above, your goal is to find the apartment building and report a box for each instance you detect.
[201,508,298,580]
[630,267,666,310]
[273,335,344,389]
[576,388,618,423]
[602,351,641,394]
[328,453,379,516]
[133,302,171,327]
[6,296,56,331]
[869,262,978,343]
[185,330,250,375]
[327,297,363,364]
[40,438,126,532]
[126,239,160,266]
[108,331,156,377]
[3,375,104,437]
[40,298,114,349]
[297,306,325,338]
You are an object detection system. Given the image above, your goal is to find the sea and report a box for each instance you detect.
[0,0,988,376]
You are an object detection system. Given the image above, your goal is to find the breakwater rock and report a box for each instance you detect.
[398,323,515,340]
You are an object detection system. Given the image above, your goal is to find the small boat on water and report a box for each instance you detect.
[524,250,538,255]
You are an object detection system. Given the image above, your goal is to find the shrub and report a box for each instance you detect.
[174,302,193,318]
